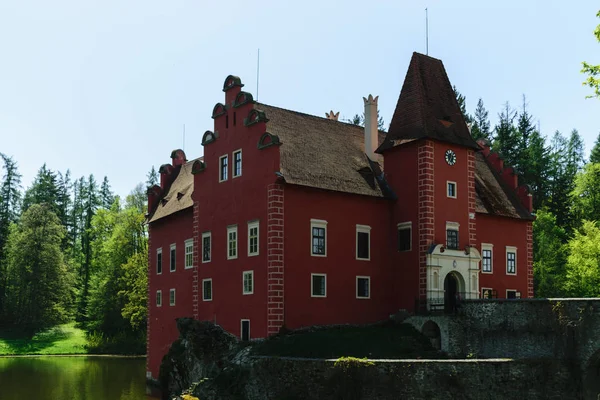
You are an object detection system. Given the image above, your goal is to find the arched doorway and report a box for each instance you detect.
[444,273,459,313]
[422,320,441,350]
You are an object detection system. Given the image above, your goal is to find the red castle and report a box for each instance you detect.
[145,52,534,380]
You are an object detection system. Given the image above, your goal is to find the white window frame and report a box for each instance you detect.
[202,232,211,263]
[311,273,327,298]
[481,243,493,274]
[356,224,371,261]
[242,270,254,295]
[481,287,494,299]
[169,243,176,272]
[184,239,193,269]
[506,289,518,299]
[310,219,328,257]
[232,149,242,178]
[506,246,517,276]
[169,288,176,306]
[202,278,213,301]
[156,290,162,307]
[219,154,228,182]
[397,221,412,252]
[356,276,371,299]
[247,221,259,257]
[156,247,163,275]
[447,181,457,199]
[227,225,238,260]
[240,319,250,341]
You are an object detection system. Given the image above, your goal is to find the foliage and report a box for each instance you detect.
[563,221,600,297]
[346,111,386,131]
[590,133,600,164]
[470,98,491,141]
[571,163,600,225]
[0,322,87,355]
[533,209,567,297]
[581,10,600,99]
[492,102,520,168]
[453,85,472,124]
[146,166,159,188]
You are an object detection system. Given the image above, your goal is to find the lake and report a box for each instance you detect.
[0,356,161,400]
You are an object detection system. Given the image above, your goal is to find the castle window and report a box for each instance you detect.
[227,226,238,260]
[202,232,211,263]
[356,225,371,261]
[185,239,193,269]
[506,246,517,275]
[482,244,493,273]
[311,274,327,297]
[311,219,327,256]
[481,288,493,299]
[170,244,176,272]
[219,155,228,182]
[156,248,162,275]
[356,276,370,299]
[506,289,518,299]
[169,288,176,306]
[243,271,254,295]
[203,279,212,301]
[446,230,459,250]
[248,221,259,256]
[233,150,242,178]
[156,290,162,307]
[241,320,250,341]
[447,181,457,198]
[397,222,412,252]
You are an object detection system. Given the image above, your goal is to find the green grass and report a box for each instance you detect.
[251,322,444,359]
[0,323,88,355]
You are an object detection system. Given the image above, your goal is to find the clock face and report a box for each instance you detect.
[445,150,457,166]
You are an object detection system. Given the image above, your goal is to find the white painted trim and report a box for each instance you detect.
[227,225,238,260]
[219,154,228,182]
[202,278,213,301]
[446,181,457,199]
[169,243,176,272]
[356,276,371,299]
[232,149,242,178]
[481,287,493,299]
[310,219,328,257]
[481,243,493,274]
[169,288,176,306]
[506,246,517,276]
[242,270,254,295]
[247,221,259,257]
[445,221,460,229]
[156,247,163,275]
[184,238,194,269]
[355,224,371,261]
[156,290,162,307]
[240,319,251,341]
[397,221,412,252]
[311,273,327,297]
[201,232,211,263]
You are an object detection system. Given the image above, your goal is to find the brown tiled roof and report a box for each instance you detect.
[148,159,196,223]
[378,52,479,153]
[258,103,388,198]
[474,152,533,220]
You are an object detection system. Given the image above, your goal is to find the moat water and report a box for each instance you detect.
[0,356,160,400]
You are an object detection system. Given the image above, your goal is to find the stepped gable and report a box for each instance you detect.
[378,52,479,153]
[256,103,388,198]
[148,157,200,223]
[474,141,534,220]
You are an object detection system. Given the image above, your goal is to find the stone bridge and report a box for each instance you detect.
[406,298,600,400]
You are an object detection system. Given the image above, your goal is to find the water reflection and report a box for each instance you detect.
[0,356,160,400]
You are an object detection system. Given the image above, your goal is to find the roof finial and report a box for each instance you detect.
[325,110,340,121]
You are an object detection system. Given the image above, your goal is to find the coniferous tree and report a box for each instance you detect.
[56,170,72,248]
[567,129,586,176]
[146,166,159,188]
[22,164,60,214]
[470,98,492,142]
[547,132,574,230]
[492,102,519,167]
[533,209,567,297]
[100,176,114,209]
[453,85,472,124]
[590,133,600,164]
[346,112,385,130]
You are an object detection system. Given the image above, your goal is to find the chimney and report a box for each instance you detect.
[363,94,379,160]
[325,110,339,121]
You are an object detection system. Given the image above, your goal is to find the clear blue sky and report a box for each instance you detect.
[1,1,598,198]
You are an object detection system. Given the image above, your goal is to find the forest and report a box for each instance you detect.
[0,159,159,352]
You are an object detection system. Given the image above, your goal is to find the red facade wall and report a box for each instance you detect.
[283,185,393,329]
[147,208,194,379]
[477,213,530,297]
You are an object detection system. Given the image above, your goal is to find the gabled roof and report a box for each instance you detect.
[148,160,196,223]
[258,103,388,198]
[378,52,479,153]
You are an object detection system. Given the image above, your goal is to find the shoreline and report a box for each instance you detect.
[0,354,146,358]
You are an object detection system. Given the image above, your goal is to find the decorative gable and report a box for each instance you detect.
[212,103,227,119]
[244,109,269,127]
[191,160,206,174]
[233,91,254,108]
[222,75,244,92]
[201,130,218,146]
[257,132,281,150]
